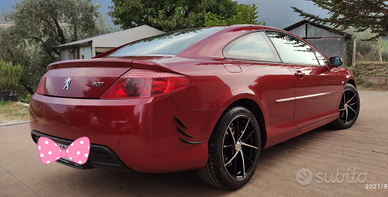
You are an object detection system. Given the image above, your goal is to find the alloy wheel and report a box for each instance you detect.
[339,88,359,125]
[222,115,259,179]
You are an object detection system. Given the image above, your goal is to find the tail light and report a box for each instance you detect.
[101,69,189,99]
[36,74,47,95]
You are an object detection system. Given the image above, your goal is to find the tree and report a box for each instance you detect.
[0,0,110,96]
[0,27,48,95]
[204,3,265,26]
[292,0,388,40]
[108,0,246,31]
[0,60,23,91]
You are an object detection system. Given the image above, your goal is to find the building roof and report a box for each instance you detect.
[284,20,353,41]
[55,25,165,49]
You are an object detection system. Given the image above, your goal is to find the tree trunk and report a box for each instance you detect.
[377,39,382,62]
[52,17,66,44]
[74,25,78,41]
[20,78,35,95]
[352,39,356,68]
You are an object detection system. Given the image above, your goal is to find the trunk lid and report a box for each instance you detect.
[43,59,132,98]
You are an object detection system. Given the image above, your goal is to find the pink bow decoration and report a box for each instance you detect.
[37,137,90,165]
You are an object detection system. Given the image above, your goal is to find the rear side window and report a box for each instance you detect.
[223,32,280,62]
[108,27,224,56]
[266,31,320,66]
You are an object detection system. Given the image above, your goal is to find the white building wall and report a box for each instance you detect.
[60,49,71,61]
[93,25,165,48]
[79,46,93,59]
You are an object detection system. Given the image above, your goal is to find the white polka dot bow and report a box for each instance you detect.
[37,137,90,165]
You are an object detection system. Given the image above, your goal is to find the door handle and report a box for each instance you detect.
[294,70,305,78]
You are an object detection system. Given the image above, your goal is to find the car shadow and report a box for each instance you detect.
[64,125,339,196]
[63,168,232,196]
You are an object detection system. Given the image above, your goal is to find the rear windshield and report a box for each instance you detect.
[108,27,224,56]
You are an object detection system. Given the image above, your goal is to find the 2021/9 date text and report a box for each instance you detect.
[365,184,387,189]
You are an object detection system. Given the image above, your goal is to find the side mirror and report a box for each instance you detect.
[329,56,343,68]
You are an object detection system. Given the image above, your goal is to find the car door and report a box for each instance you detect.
[223,31,297,147]
[266,31,343,130]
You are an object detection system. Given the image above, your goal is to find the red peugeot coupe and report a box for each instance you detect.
[29,25,360,189]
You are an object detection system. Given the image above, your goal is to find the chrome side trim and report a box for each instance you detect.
[295,91,338,102]
[275,91,337,104]
[275,97,296,104]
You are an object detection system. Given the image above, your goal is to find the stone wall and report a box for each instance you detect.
[359,76,387,85]
[352,63,388,85]
[352,63,388,77]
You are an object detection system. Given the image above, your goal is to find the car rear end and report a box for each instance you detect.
[29,26,233,173]
[29,57,216,173]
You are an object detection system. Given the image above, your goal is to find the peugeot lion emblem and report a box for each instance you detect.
[63,77,72,90]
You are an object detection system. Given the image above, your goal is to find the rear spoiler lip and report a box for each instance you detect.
[47,57,181,75]
[47,58,133,70]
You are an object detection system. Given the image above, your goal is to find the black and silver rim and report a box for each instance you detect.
[339,89,359,125]
[222,115,259,179]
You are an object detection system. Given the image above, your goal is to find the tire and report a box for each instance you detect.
[329,83,360,129]
[198,106,261,190]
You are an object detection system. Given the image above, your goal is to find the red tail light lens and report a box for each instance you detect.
[101,69,189,99]
[36,75,47,95]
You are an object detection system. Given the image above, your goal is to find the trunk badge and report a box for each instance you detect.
[63,77,72,90]
[92,81,104,87]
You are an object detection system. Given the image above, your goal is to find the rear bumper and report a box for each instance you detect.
[29,93,222,173]
[31,130,134,171]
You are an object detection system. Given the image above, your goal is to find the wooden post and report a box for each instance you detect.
[377,39,383,62]
[352,38,356,68]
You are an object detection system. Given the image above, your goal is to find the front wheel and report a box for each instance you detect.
[330,83,360,129]
[198,106,261,190]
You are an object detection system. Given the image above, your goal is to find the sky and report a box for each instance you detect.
[238,0,330,28]
[0,0,330,29]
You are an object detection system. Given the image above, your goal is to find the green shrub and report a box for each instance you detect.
[363,81,373,88]
[0,99,11,106]
[20,94,31,104]
[355,77,365,85]
[0,60,23,91]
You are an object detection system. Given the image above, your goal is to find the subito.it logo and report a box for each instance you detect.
[296,168,313,185]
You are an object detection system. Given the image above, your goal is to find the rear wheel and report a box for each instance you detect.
[330,83,360,129]
[198,106,261,190]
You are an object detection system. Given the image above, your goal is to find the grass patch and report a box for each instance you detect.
[0,99,11,106]
[0,102,29,121]
[355,77,365,85]
[363,81,373,88]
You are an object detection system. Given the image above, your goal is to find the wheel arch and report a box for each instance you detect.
[347,79,356,88]
[222,98,267,149]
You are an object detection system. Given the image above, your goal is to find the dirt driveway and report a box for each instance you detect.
[1,90,387,197]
